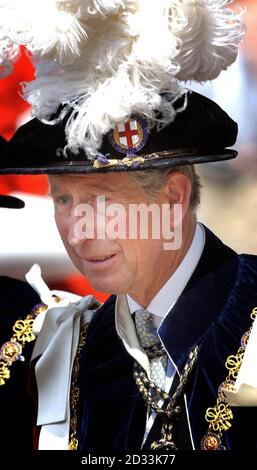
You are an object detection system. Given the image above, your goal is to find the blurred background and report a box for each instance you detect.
[193,0,257,255]
[0,0,256,299]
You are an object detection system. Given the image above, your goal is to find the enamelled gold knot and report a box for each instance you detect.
[12,319,36,344]
[225,352,244,379]
[205,403,233,433]
[251,307,257,321]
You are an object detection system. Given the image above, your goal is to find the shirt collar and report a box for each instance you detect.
[127,222,205,326]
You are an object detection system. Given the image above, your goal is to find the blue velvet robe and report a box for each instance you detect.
[0,277,40,449]
[76,227,257,451]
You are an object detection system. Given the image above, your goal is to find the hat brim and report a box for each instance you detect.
[0,195,25,208]
[0,149,237,175]
[0,92,238,175]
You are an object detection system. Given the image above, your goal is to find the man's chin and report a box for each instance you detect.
[89,279,130,296]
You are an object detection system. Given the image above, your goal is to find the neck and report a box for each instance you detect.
[129,215,197,307]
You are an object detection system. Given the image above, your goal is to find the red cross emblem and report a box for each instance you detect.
[118,121,140,148]
[109,116,148,155]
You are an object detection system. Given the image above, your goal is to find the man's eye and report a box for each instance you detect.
[54,196,73,211]
[61,196,71,204]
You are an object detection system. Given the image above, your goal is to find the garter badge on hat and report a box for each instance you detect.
[109,116,149,156]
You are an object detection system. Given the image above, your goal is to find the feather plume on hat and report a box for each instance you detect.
[0,0,245,159]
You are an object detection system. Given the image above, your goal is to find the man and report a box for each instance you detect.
[0,189,92,450]
[0,136,76,450]
[1,0,256,453]
[1,91,257,451]
[0,188,43,449]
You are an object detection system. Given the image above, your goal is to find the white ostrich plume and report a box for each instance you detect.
[0,1,135,64]
[0,0,245,158]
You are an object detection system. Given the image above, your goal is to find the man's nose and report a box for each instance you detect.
[67,213,95,246]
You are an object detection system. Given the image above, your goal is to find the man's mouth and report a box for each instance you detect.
[81,253,118,268]
[86,254,116,262]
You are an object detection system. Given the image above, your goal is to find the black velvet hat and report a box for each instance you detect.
[0,0,243,176]
[0,91,238,175]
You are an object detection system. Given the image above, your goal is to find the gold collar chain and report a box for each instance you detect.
[201,306,257,450]
[0,303,48,386]
[134,346,198,450]
[68,322,89,450]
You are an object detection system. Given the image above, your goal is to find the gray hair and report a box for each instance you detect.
[129,165,201,210]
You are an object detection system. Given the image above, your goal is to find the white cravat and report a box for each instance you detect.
[26,265,97,450]
[32,296,96,450]
[26,264,98,450]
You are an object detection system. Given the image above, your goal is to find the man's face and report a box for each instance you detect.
[49,172,174,299]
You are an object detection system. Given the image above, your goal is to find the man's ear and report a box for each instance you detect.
[163,171,192,219]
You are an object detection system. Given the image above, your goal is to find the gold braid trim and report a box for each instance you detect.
[68,299,101,451]
[201,306,257,450]
[93,149,197,170]
[0,303,48,386]
[68,323,89,450]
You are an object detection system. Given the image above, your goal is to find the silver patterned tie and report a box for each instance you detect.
[134,309,167,390]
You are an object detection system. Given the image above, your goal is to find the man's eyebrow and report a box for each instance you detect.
[88,182,115,194]
[48,180,122,198]
[48,184,62,197]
